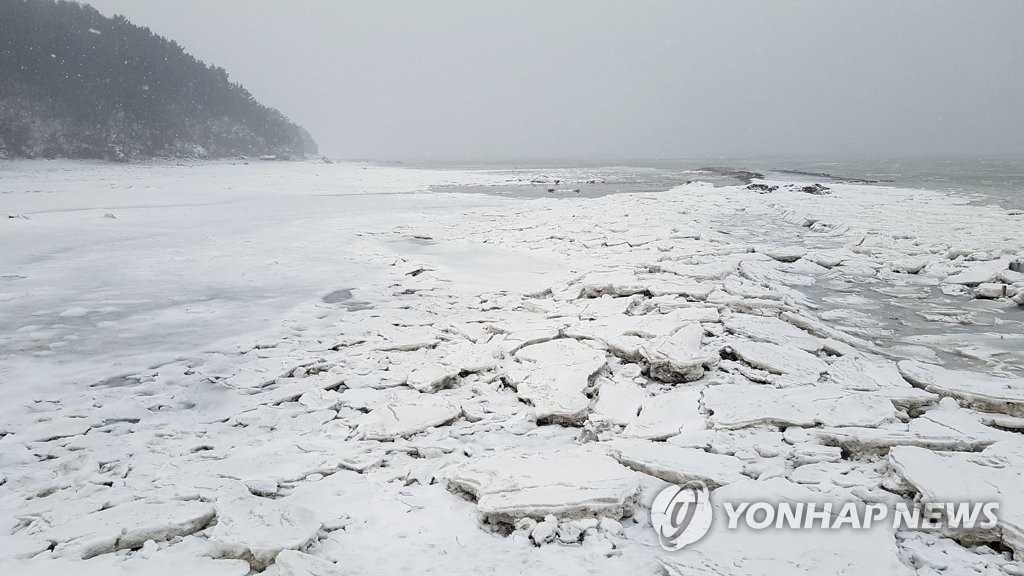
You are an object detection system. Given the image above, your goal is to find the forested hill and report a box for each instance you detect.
[0,0,317,160]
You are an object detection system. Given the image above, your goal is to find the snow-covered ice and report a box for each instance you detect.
[2,160,1023,575]
[210,483,322,569]
[446,449,640,524]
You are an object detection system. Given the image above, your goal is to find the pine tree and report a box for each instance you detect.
[0,0,317,160]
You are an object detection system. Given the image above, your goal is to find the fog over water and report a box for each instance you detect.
[84,1,1024,162]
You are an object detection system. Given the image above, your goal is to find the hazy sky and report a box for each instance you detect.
[84,0,1024,161]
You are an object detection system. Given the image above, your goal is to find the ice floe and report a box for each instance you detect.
[899,360,1024,416]
[446,449,639,523]
[210,483,322,569]
[42,499,215,559]
[507,338,607,422]
[356,394,462,440]
[623,387,705,440]
[604,438,745,489]
[704,383,898,429]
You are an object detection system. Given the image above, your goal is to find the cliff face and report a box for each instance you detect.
[0,0,317,160]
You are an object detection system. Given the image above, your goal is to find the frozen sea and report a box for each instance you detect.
[422,156,1024,208]
[1,158,1023,576]
[431,158,1024,375]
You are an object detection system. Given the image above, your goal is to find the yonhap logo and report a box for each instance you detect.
[650,481,713,551]
[649,480,999,552]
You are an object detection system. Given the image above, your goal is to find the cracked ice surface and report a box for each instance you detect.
[445,449,640,523]
[2,161,1024,575]
[210,483,322,569]
[507,338,608,422]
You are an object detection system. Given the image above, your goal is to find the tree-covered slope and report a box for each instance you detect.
[0,0,317,160]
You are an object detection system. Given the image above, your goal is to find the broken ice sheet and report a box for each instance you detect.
[623,387,706,440]
[604,438,745,489]
[703,383,898,429]
[945,259,1010,286]
[445,448,639,524]
[898,360,1024,417]
[824,354,938,410]
[190,438,349,486]
[723,313,825,352]
[355,393,462,440]
[812,399,1016,455]
[210,482,322,570]
[590,376,646,426]
[297,388,342,411]
[726,339,828,380]
[405,341,501,392]
[507,338,607,422]
[42,499,215,559]
[262,550,345,576]
[563,308,717,344]
[639,323,717,383]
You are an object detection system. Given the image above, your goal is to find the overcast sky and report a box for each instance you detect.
[84,0,1024,161]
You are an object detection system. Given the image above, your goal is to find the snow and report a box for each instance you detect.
[899,360,1024,416]
[508,338,607,422]
[813,400,1015,455]
[945,259,1010,286]
[639,322,716,382]
[445,449,640,523]
[975,282,1019,299]
[591,377,646,425]
[355,393,462,440]
[726,339,829,379]
[703,383,898,429]
[825,354,939,410]
[723,313,825,352]
[265,550,345,576]
[622,387,705,440]
[3,160,1024,574]
[210,483,322,570]
[890,443,1024,553]
[43,499,215,559]
[605,438,745,489]
[297,388,342,410]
